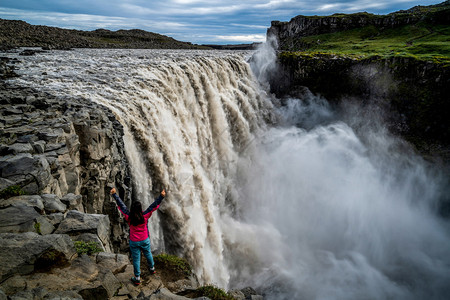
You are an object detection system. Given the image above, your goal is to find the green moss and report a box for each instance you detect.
[0,185,25,199]
[282,21,450,63]
[74,241,103,256]
[34,222,41,235]
[193,285,234,300]
[154,253,192,277]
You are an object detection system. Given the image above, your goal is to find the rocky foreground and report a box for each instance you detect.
[0,57,263,299]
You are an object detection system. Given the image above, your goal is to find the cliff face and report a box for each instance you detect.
[268,1,450,50]
[0,60,133,251]
[271,53,450,150]
[266,1,450,151]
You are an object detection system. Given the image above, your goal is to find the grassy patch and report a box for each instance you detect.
[34,222,41,234]
[182,285,234,300]
[0,185,25,199]
[74,241,103,256]
[283,22,450,63]
[154,253,192,277]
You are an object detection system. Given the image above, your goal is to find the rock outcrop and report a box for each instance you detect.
[0,69,133,250]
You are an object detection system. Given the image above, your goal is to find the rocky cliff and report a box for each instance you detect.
[265,1,450,154]
[271,53,450,149]
[268,1,450,50]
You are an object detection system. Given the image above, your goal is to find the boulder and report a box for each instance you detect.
[41,193,67,213]
[43,291,83,299]
[7,143,34,155]
[0,232,76,282]
[61,193,84,212]
[98,270,122,298]
[0,195,44,211]
[45,212,64,226]
[228,290,245,300]
[68,255,99,281]
[0,205,41,233]
[96,252,129,274]
[55,210,111,251]
[149,288,192,300]
[32,140,45,154]
[35,216,55,235]
[241,287,258,299]
[0,153,51,194]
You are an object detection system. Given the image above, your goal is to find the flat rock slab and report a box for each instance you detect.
[0,205,40,233]
[55,210,111,251]
[0,232,76,282]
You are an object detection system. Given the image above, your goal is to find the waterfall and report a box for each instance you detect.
[9,48,450,299]
[10,49,274,286]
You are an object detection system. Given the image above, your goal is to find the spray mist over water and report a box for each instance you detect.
[7,47,450,299]
[226,95,450,299]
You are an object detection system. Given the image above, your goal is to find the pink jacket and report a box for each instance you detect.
[113,193,164,242]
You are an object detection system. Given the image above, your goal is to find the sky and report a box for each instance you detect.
[0,0,444,44]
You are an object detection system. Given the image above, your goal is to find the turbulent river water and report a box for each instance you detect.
[7,48,450,299]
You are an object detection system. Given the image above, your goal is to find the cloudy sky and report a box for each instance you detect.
[0,0,443,44]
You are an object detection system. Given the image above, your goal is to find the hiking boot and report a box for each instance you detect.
[131,277,141,285]
[149,267,156,275]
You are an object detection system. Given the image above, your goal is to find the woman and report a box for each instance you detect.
[110,187,166,286]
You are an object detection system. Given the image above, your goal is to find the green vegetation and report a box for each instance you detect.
[0,185,25,199]
[154,253,192,277]
[34,222,41,234]
[179,285,235,300]
[74,241,103,256]
[191,285,234,300]
[283,22,450,63]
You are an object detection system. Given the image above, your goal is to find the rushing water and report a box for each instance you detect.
[6,48,450,299]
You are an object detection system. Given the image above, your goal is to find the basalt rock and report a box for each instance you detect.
[56,210,112,252]
[272,53,450,150]
[0,77,132,251]
[0,232,76,282]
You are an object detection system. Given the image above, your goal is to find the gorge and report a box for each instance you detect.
[1,3,450,299]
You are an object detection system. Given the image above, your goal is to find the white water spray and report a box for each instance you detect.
[7,47,450,299]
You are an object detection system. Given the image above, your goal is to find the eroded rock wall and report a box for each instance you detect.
[0,77,132,251]
[271,53,450,151]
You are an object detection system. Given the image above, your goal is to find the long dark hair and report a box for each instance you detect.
[129,201,144,226]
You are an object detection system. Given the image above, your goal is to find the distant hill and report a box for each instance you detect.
[202,43,262,50]
[0,19,210,50]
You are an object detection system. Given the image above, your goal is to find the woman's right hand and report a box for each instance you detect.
[110,188,116,195]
